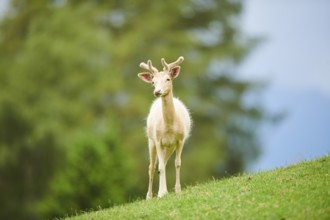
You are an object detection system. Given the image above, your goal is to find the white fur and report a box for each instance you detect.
[147,98,191,140]
[145,97,191,199]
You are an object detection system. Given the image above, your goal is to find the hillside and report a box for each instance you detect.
[66,155,330,220]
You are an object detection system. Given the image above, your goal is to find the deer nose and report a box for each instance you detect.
[154,90,162,97]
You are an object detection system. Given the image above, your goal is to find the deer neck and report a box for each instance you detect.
[161,89,175,126]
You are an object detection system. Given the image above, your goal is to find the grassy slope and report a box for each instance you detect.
[66,155,330,220]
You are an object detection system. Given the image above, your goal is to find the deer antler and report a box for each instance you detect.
[139,60,158,74]
[161,56,184,71]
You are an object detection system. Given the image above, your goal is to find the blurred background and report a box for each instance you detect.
[239,0,330,171]
[0,0,328,219]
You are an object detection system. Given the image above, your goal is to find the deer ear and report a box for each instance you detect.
[170,66,181,79]
[138,72,153,83]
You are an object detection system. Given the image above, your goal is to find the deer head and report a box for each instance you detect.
[138,56,184,97]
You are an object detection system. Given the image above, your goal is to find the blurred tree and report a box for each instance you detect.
[0,2,134,219]
[37,128,132,217]
[0,0,267,219]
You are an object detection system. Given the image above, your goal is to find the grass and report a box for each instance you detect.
[65,155,330,220]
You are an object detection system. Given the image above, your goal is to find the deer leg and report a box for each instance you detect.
[175,141,184,194]
[146,139,157,200]
[156,142,170,198]
[157,144,176,198]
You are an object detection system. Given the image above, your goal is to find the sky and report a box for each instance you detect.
[240,0,330,97]
[240,0,330,171]
[0,0,7,19]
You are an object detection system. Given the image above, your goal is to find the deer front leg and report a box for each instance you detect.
[155,142,168,198]
[146,139,157,200]
[175,141,184,194]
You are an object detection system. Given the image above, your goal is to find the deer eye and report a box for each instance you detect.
[166,78,171,81]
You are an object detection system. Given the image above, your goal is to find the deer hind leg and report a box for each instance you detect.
[146,139,157,200]
[175,140,184,194]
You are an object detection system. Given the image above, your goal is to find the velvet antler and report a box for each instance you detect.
[139,60,158,74]
[161,56,184,71]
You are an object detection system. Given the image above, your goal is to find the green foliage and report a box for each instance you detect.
[38,127,133,218]
[67,156,330,220]
[0,0,269,219]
